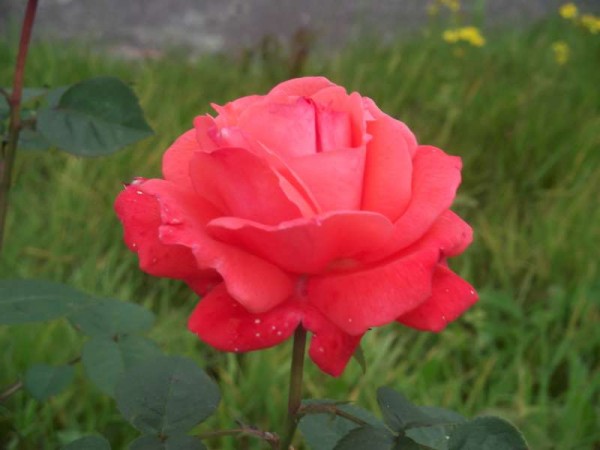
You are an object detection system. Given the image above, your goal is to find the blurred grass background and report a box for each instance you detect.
[1,11,599,450]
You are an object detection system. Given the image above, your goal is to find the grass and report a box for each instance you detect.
[1,15,599,450]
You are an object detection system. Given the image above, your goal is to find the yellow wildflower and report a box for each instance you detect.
[443,26,486,47]
[580,14,600,34]
[443,30,460,43]
[559,3,578,20]
[551,41,570,65]
[458,26,486,47]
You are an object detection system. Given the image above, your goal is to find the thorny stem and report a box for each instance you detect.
[280,326,307,449]
[297,403,369,426]
[0,0,39,253]
[197,426,279,449]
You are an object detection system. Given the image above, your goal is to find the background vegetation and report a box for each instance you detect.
[1,12,599,450]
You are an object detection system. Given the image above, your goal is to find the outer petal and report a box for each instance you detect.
[269,76,334,99]
[361,98,418,155]
[303,305,363,377]
[397,264,478,331]
[207,211,394,274]
[188,283,301,352]
[115,183,200,279]
[139,179,295,313]
[361,115,414,222]
[307,247,440,335]
[286,147,366,211]
[162,129,198,191]
[376,145,463,259]
[190,147,304,224]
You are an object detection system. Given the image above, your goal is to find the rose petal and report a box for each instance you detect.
[303,305,363,376]
[312,88,366,147]
[162,129,199,191]
[422,210,473,258]
[361,115,414,222]
[190,147,305,224]
[238,97,318,158]
[377,145,463,259]
[115,183,200,279]
[397,264,478,331]
[204,125,321,215]
[307,247,440,335]
[286,146,366,211]
[269,76,334,99]
[207,210,394,274]
[188,283,302,352]
[139,179,296,313]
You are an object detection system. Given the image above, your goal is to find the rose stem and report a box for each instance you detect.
[280,325,307,449]
[0,0,39,253]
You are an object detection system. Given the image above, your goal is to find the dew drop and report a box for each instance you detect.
[254,319,261,325]
[470,289,475,295]
[277,331,282,336]
[135,190,143,195]
[255,332,261,337]
[234,347,239,352]
[348,318,353,323]
[318,346,325,353]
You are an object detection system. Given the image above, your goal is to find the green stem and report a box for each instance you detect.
[0,0,39,253]
[280,326,307,450]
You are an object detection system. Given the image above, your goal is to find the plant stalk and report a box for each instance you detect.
[280,326,307,450]
[0,0,39,253]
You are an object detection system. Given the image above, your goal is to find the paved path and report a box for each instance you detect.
[1,0,598,58]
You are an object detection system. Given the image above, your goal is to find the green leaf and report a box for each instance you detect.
[448,417,528,450]
[24,364,75,401]
[299,400,384,450]
[0,279,91,325]
[82,335,162,396]
[37,77,153,156]
[63,435,111,450]
[406,407,466,450]
[377,387,458,432]
[129,435,206,450]
[394,436,433,449]
[116,356,220,435]
[18,128,52,151]
[69,298,154,338]
[334,425,395,450]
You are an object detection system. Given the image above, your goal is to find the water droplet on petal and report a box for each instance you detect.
[254,319,261,325]
[136,190,143,195]
[277,331,282,336]
[255,332,261,337]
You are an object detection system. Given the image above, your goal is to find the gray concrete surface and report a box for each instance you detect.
[1,1,599,58]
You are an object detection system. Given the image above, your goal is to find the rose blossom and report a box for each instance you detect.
[115,77,477,376]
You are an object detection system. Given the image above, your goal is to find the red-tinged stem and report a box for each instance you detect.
[280,326,307,449]
[0,0,39,254]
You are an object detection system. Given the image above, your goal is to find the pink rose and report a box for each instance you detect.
[115,77,477,376]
